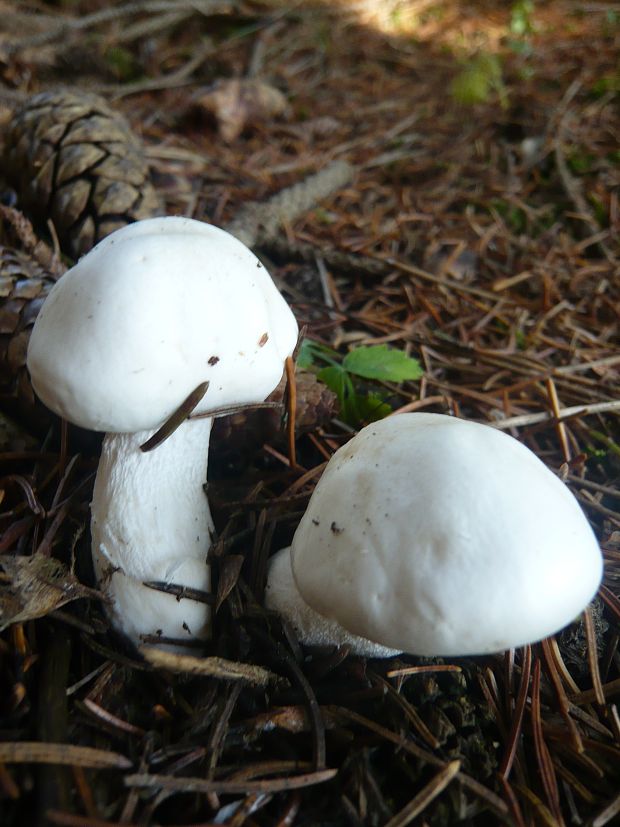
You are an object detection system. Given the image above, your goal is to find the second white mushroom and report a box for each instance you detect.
[266,413,603,656]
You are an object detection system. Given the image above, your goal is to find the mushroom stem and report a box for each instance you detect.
[91,416,214,649]
[265,547,400,658]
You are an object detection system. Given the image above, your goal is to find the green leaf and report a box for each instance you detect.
[296,338,341,370]
[343,345,423,383]
[296,339,316,370]
[354,393,393,423]
[317,365,348,404]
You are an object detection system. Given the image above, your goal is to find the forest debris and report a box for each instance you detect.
[139,645,276,685]
[0,742,132,769]
[124,767,338,794]
[384,760,461,827]
[2,89,161,257]
[225,160,354,248]
[0,410,37,451]
[0,554,102,631]
[195,78,289,142]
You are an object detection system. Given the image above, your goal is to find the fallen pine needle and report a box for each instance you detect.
[384,760,461,827]
[124,767,338,794]
[0,742,132,769]
[489,400,620,430]
[139,645,276,686]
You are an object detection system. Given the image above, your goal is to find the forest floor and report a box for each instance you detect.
[0,1,619,825]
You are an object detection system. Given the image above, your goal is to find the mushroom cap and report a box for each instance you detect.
[27,217,298,432]
[291,413,603,656]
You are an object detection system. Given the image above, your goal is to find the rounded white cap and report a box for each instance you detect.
[291,413,603,656]
[27,217,298,432]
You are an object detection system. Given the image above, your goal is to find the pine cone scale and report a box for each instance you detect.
[56,143,107,184]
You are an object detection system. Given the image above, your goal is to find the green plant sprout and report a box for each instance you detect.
[450,52,508,108]
[297,339,423,426]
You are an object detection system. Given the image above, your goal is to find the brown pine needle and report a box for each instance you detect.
[384,760,461,827]
[530,659,564,825]
[541,639,584,754]
[584,606,606,707]
[125,767,338,794]
[140,381,209,452]
[500,645,532,779]
[284,355,298,470]
[0,742,131,769]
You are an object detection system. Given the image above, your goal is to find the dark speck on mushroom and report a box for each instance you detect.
[258,332,269,347]
[208,355,220,366]
[330,521,343,534]
[312,518,320,526]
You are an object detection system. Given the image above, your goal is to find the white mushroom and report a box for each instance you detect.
[27,216,298,648]
[266,413,603,656]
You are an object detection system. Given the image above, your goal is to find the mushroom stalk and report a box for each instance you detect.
[91,416,214,648]
[265,547,400,658]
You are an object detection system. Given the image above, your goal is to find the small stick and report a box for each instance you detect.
[285,356,298,470]
[489,399,620,431]
[546,378,571,463]
[142,580,215,605]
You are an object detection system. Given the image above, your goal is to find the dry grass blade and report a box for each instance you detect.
[384,760,461,827]
[139,646,276,686]
[0,742,131,769]
[124,767,338,794]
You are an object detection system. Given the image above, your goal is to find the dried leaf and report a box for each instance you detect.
[196,79,289,142]
[0,554,102,631]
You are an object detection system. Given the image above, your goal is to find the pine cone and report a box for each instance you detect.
[3,88,161,258]
[0,244,53,429]
[212,370,338,457]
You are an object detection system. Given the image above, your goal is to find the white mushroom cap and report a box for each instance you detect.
[27,216,298,432]
[289,413,603,656]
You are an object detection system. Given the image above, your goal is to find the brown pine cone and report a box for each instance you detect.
[212,370,338,457]
[2,88,161,258]
[0,244,54,429]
